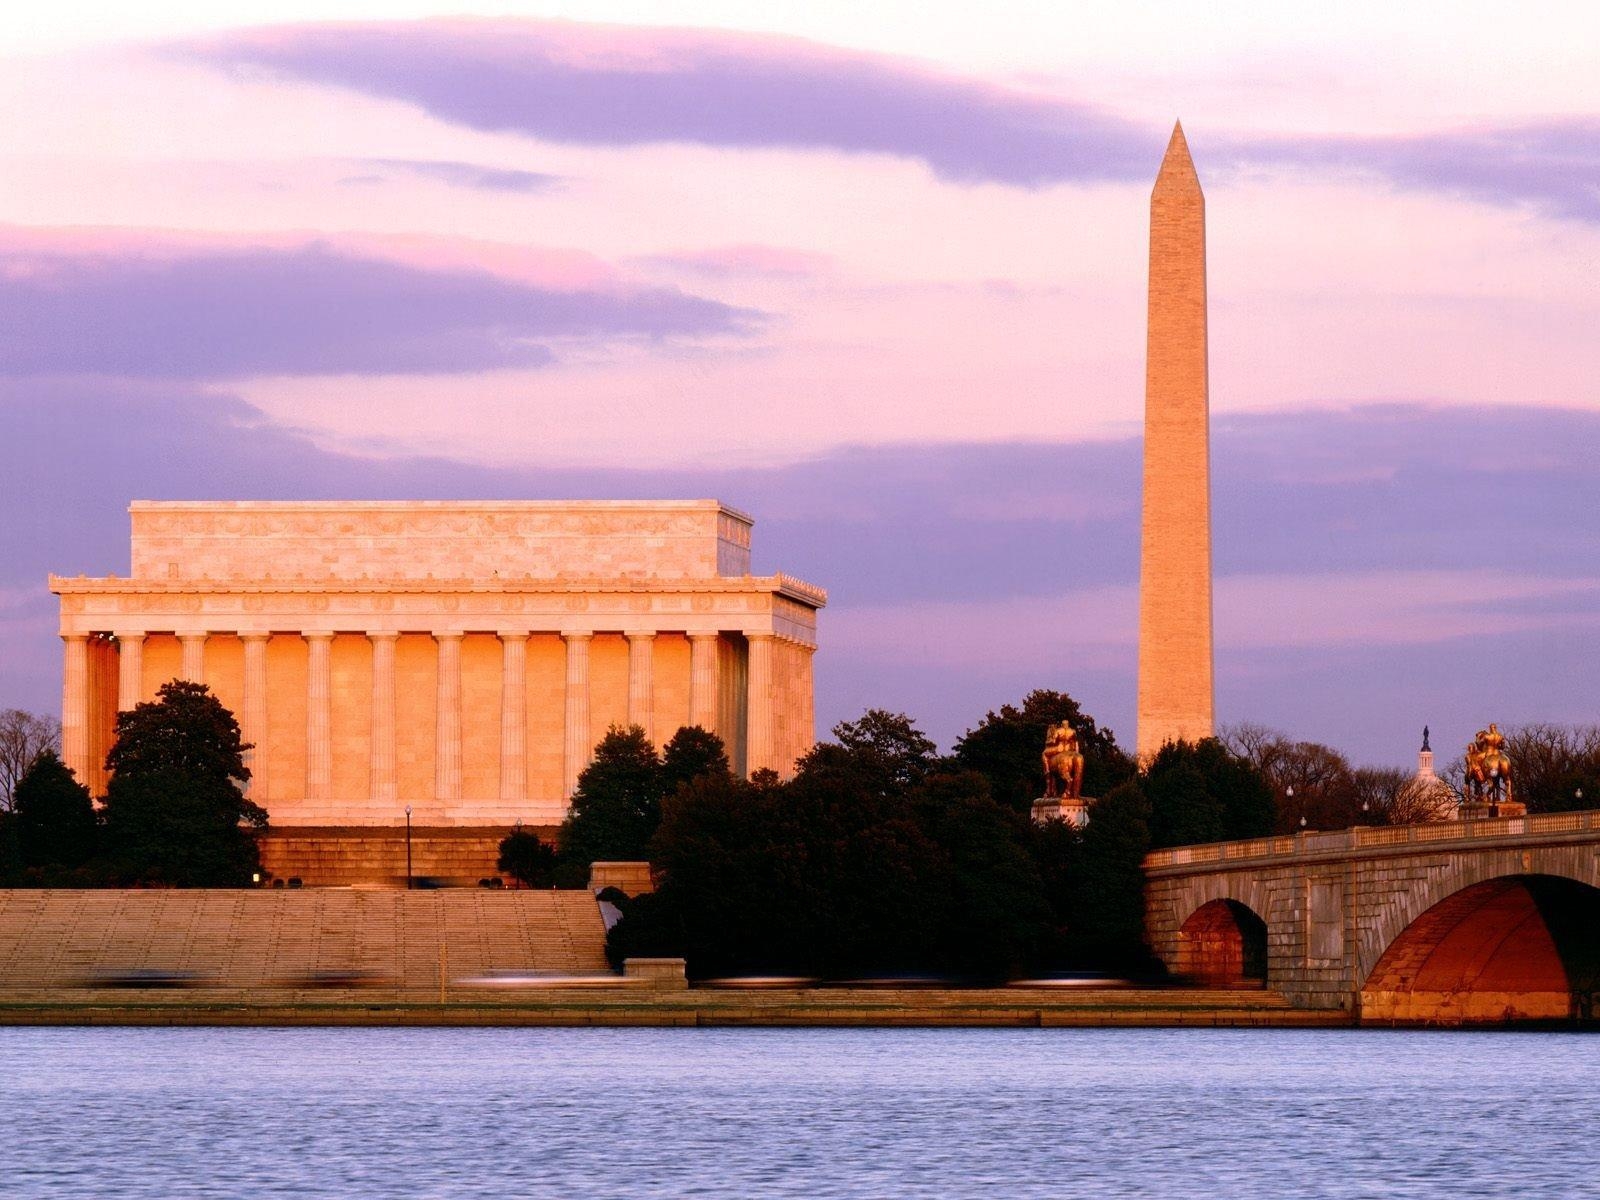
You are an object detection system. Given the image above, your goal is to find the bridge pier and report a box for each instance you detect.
[1144,812,1600,1024]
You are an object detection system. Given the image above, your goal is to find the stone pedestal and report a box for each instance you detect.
[1032,795,1093,827]
[1460,799,1527,821]
[623,957,689,989]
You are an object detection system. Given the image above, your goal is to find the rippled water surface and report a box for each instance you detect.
[2,1027,1596,1198]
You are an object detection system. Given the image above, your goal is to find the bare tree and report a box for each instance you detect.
[0,709,62,810]
[1223,721,1465,829]
[1501,723,1600,812]
[1354,766,1457,825]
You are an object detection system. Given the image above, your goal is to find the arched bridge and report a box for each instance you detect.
[1144,811,1600,1025]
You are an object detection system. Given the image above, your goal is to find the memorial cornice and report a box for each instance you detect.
[49,572,826,607]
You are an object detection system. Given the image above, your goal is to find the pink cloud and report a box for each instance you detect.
[0,224,751,380]
[632,243,831,279]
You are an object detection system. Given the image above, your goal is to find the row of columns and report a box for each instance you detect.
[63,628,759,804]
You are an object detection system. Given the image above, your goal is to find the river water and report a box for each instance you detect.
[1,1027,1593,1198]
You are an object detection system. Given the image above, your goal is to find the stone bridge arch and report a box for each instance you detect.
[1146,867,1291,987]
[1356,846,1600,1024]
[1145,814,1600,1022]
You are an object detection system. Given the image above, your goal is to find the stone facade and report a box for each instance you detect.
[52,501,825,868]
[1137,122,1215,761]
[1145,811,1600,1022]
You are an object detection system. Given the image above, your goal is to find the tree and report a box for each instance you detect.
[13,748,97,869]
[954,689,1135,813]
[1067,781,1155,970]
[909,771,1050,978]
[99,680,265,886]
[1143,738,1275,847]
[497,826,558,888]
[613,739,1052,980]
[558,725,665,868]
[660,726,731,797]
[1221,725,1356,833]
[1353,766,1455,825]
[0,709,61,810]
[1144,757,1221,848]
[1501,724,1600,813]
[825,709,940,790]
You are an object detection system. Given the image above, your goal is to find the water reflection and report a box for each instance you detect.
[0,1028,1593,1198]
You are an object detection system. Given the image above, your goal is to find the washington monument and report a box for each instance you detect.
[1137,122,1215,761]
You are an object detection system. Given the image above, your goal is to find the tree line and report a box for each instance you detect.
[550,691,1276,979]
[1,682,261,886]
[7,679,1600,980]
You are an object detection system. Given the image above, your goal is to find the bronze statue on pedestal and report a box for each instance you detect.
[1465,723,1515,809]
[1042,721,1085,800]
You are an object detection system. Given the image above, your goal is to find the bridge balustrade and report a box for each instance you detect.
[1146,809,1600,869]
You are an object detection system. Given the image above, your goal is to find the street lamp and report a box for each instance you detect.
[405,804,413,890]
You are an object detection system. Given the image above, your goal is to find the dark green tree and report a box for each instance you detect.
[909,771,1050,978]
[13,749,97,869]
[0,809,23,883]
[558,725,664,868]
[1143,738,1274,848]
[954,689,1135,813]
[824,709,940,789]
[1067,781,1155,969]
[613,737,1051,980]
[660,725,731,797]
[99,680,265,886]
[1145,758,1223,848]
[497,826,558,888]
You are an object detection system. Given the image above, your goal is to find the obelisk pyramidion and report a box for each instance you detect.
[1137,121,1214,761]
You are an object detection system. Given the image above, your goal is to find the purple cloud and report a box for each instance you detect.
[178,20,1156,188]
[180,20,1600,220]
[364,158,562,193]
[1223,120,1600,223]
[0,237,750,379]
[4,385,1597,764]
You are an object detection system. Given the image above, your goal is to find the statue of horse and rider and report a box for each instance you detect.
[1042,721,1085,800]
[1465,723,1515,806]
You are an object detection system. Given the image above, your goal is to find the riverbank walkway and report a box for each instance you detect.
[0,889,1344,1027]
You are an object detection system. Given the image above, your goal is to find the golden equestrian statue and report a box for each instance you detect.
[1465,723,1515,806]
[1042,720,1085,800]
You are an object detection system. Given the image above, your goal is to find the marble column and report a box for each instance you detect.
[688,632,719,732]
[499,632,528,804]
[369,632,398,807]
[562,632,593,799]
[435,631,463,803]
[115,631,145,712]
[626,631,656,745]
[240,633,270,801]
[304,632,333,801]
[746,632,776,777]
[60,634,90,783]
[178,632,207,684]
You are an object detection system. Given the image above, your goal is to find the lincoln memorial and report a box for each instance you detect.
[50,500,824,881]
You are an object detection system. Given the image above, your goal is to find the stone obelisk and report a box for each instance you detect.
[1137,122,1214,761]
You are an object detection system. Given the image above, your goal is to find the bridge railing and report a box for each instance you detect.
[1144,808,1600,869]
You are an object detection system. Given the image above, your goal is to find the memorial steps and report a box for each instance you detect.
[0,889,611,994]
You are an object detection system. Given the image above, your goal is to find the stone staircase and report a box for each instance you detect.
[0,889,610,995]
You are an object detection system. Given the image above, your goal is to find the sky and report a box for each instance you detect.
[1,2,1597,766]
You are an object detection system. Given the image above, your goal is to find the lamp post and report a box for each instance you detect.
[1489,767,1501,818]
[405,805,413,890]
